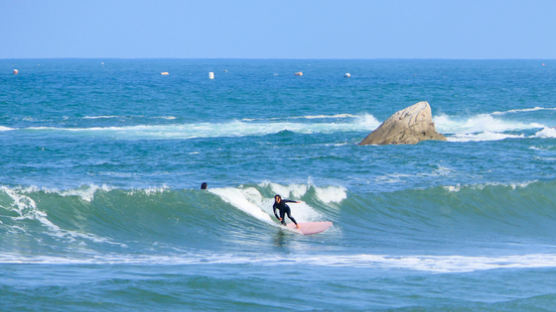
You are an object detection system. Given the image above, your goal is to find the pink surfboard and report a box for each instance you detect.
[286,221,333,235]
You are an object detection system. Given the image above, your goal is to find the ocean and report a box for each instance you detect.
[1,59,556,311]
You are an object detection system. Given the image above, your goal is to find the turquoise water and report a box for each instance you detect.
[1,59,556,311]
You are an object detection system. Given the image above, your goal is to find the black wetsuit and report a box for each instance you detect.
[273,199,298,225]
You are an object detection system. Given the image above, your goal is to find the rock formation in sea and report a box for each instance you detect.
[359,101,446,145]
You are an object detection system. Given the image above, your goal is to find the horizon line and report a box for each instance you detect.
[1,57,554,61]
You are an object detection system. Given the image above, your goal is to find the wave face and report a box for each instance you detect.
[0,183,345,258]
[2,180,556,268]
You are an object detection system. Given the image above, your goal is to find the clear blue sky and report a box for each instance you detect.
[1,0,555,59]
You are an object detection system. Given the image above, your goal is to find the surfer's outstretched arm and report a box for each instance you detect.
[283,199,301,204]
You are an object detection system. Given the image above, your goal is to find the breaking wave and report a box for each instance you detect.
[2,180,556,272]
[434,113,545,142]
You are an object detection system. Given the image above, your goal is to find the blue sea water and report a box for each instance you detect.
[1,59,556,311]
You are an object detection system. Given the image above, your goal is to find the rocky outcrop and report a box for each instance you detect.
[359,101,446,145]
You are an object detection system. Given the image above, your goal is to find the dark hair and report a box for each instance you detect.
[201,182,208,190]
[274,194,281,200]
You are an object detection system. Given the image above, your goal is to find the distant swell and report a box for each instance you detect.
[3,108,554,143]
[242,113,358,121]
[20,114,380,140]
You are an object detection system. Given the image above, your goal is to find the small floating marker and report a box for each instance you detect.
[208,72,215,79]
[13,69,19,75]
[294,71,303,76]
[160,72,169,76]
[344,72,351,78]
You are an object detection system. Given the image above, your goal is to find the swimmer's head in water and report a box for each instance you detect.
[201,182,207,190]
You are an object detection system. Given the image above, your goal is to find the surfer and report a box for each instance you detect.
[272,194,301,229]
[200,182,207,190]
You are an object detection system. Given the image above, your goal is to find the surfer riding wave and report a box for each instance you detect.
[273,194,301,229]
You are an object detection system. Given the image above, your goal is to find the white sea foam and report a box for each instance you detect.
[18,184,172,201]
[82,115,120,119]
[242,113,359,121]
[443,181,537,192]
[209,187,274,223]
[533,127,556,138]
[434,113,543,134]
[13,110,554,143]
[259,181,347,204]
[156,116,176,120]
[322,142,350,147]
[209,182,344,225]
[314,186,348,203]
[59,184,112,202]
[0,126,14,131]
[291,113,358,119]
[491,106,556,115]
[13,184,112,202]
[127,185,169,196]
[433,113,544,142]
[447,131,525,142]
[24,115,380,140]
[262,181,309,199]
[83,115,176,120]
[3,252,556,273]
[438,115,556,141]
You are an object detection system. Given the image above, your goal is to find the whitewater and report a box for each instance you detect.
[2,59,556,311]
